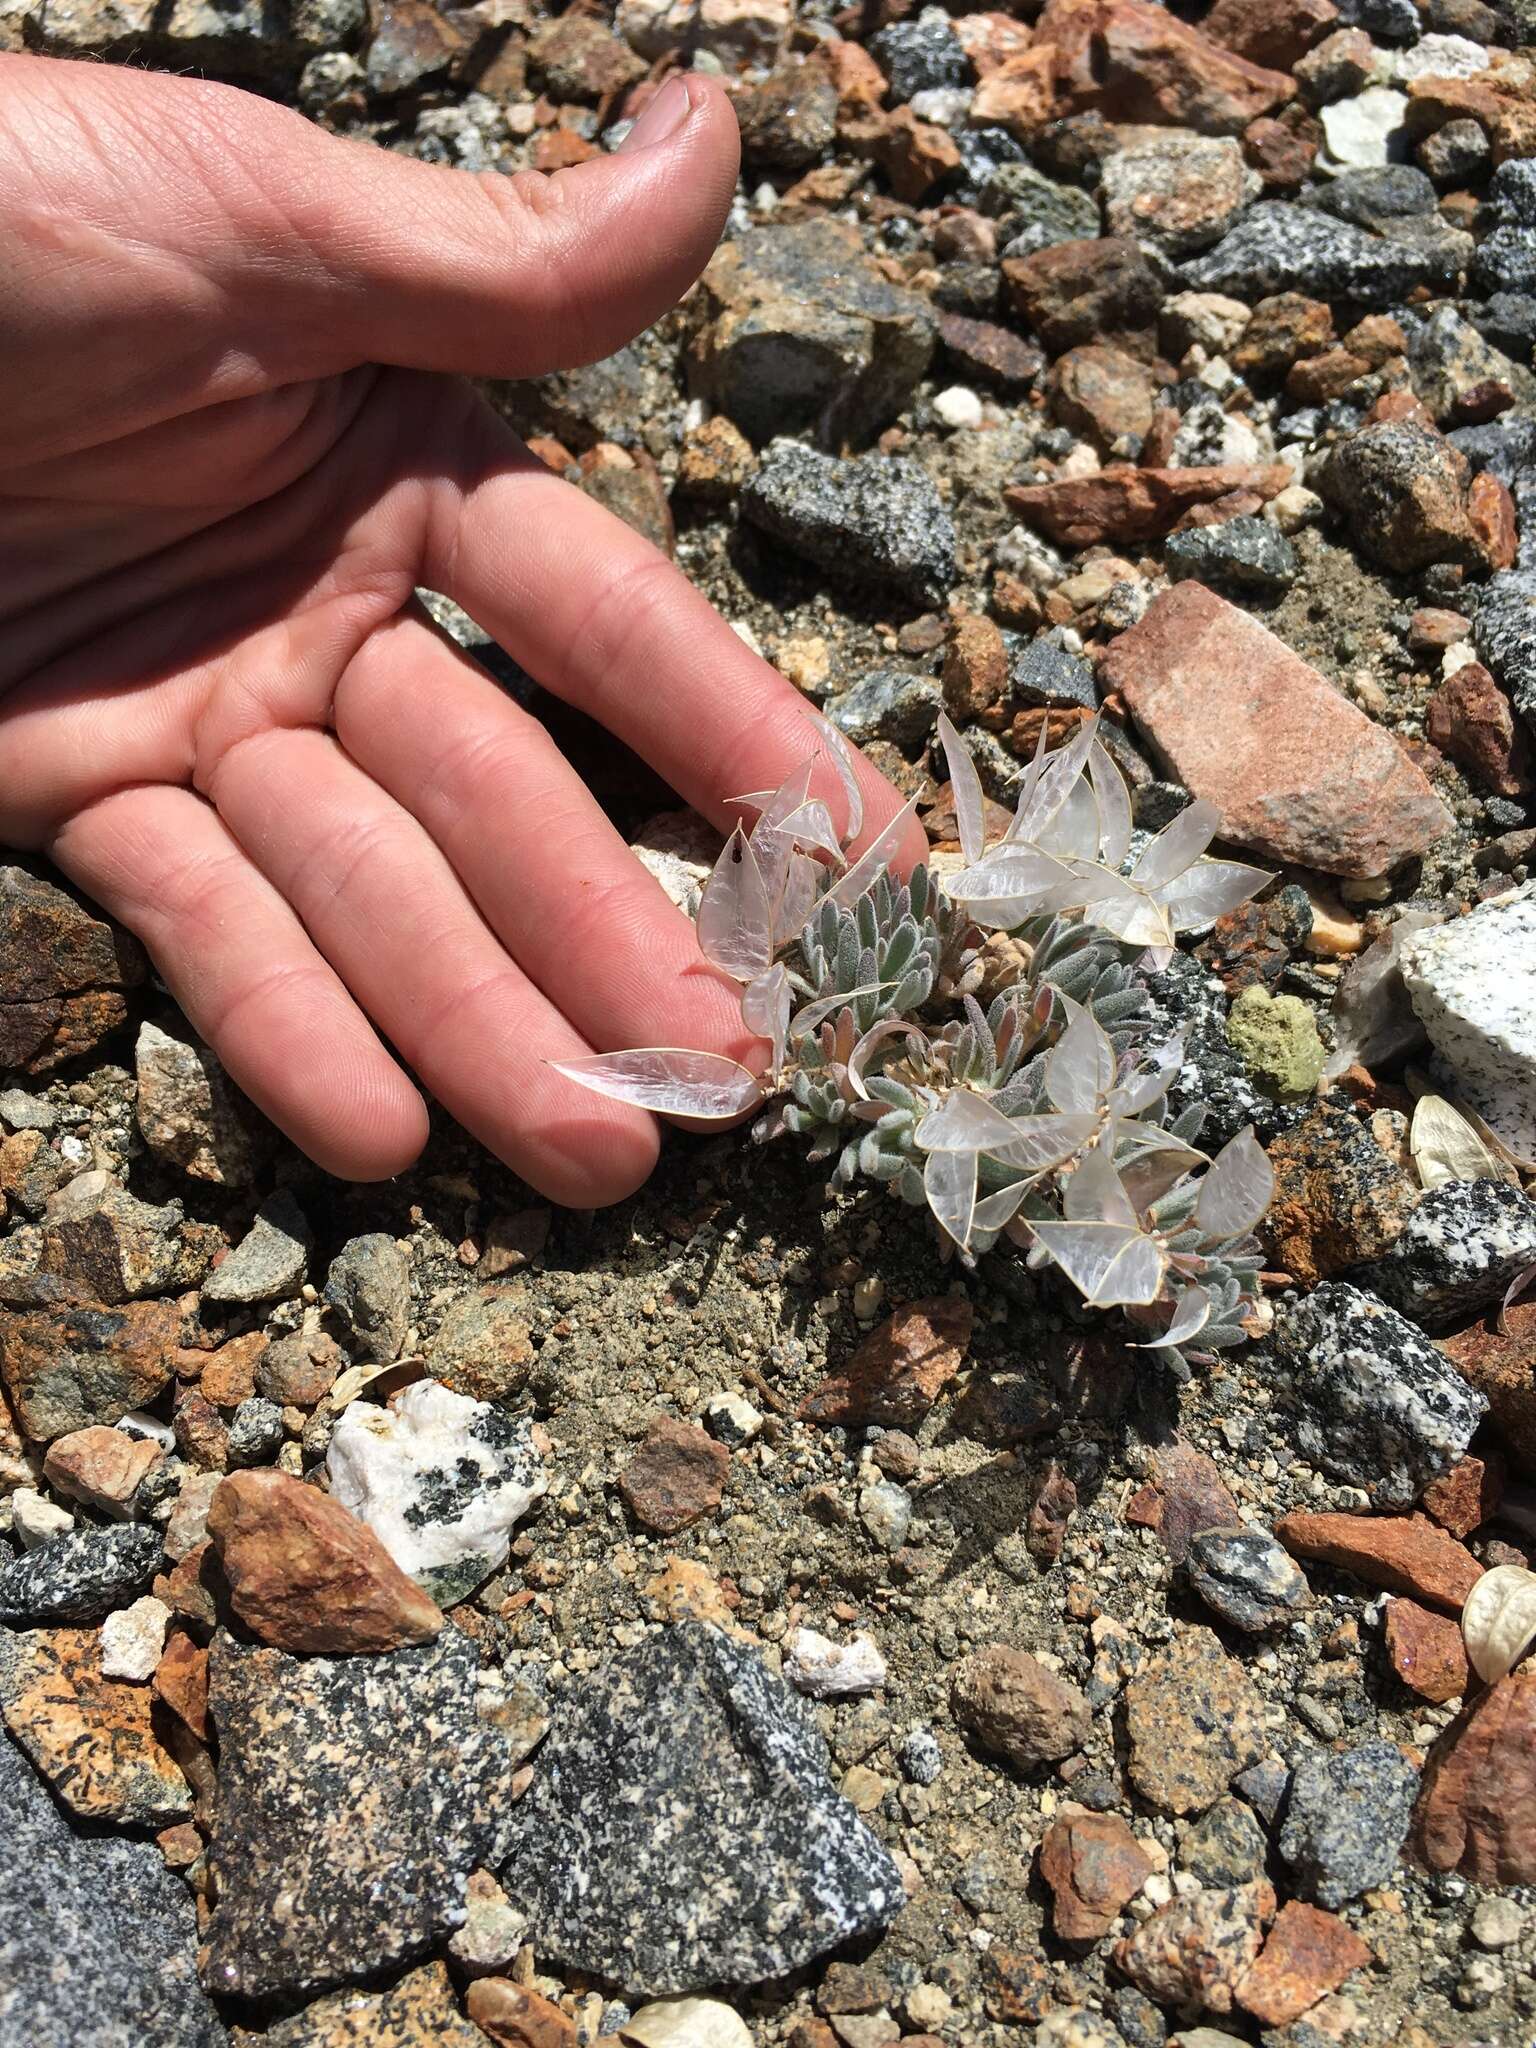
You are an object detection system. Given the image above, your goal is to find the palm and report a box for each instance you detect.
[0,54,921,1202]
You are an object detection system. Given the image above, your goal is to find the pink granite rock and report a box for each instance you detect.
[1099,583,1451,877]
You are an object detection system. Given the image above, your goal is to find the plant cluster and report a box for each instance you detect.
[558,712,1276,1365]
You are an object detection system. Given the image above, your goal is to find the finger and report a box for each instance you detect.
[205,724,661,1207]
[335,611,757,1062]
[48,786,428,1181]
[14,56,740,390]
[425,418,932,873]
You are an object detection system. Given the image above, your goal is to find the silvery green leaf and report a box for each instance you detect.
[1029,1220,1166,1306]
[1195,1126,1274,1240]
[1012,717,1098,846]
[1036,771,1102,863]
[1132,797,1222,891]
[774,798,842,861]
[698,827,772,982]
[551,1049,764,1119]
[937,711,987,868]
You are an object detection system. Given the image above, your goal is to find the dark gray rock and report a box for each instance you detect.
[1471,294,1536,362]
[499,1622,905,1995]
[825,669,942,747]
[1277,1739,1419,1907]
[1332,0,1419,37]
[1353,1178,1536,1331]
[1320,419,1473,572]
[1185,1525,1311,1633]
[1232,1758,1291,1828]
[1415,118,1489,187]
[1180,1796,1270,1886]
[984,162,1101,248]
[1477,567,1536,736]
[741,441,957,604]
[1183,202,1467,308]
[1302,164,1436,229]
[226,1395,285,1468]
[1010,635,1098,712]
[323,1232,410,1364]
[1408,307,1536,426]
[0,1729,228,2048]
[1164,517,1298,593]
[1449,415,1536,492]
[201,1189,309,1305]
[869,8,969,101]
[0,1524,159,1624]
[1272,1281,1486,1509]
[202,1628,527,2000]
[1475,227,1536,298]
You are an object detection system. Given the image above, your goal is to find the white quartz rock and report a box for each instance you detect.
[1402,884,1536,1157]
[11,1487,74,1551]
[1321,88,1408,171]
[1396,33,1490,82]
[622,1996,754,2048]
[100,1595,171,1682]
[326,1379,547,1602]
[783,1626,888,1698]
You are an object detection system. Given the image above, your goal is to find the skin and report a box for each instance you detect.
[0,55,925,1206]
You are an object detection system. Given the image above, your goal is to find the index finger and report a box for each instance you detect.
[423,408,931,873]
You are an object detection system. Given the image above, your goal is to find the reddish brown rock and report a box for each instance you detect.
[1421,1454,1503,1539]
[981,1947,1056,2024]
[1243,113,1319,191]
[800,1295,973,1428]
[529,130,598,173]
[0,1626,190,1827]
[1384,1597,1470,1705]
[0,866,145,1076]
[154,1629,210,1742]
[1439,1298,1536,1476]
[1260,1104,1419,1286]
[676,416,757,504]
[1039,1808,1156,1939]
[1002,236,1163,357]
[1098,582,1451,878]
[1125,1436,1241,1562]
[466,1977,578,2048]
[197,1330,268,1409]
[1236,1900,1374,2027]
[951,1644,1091,1769]
[1026,1461,1078,1565]
[1234,294,1335,380]
[1467,469,1519,575]
[824,36,886,118]
[1041,0,1294,134]
[1426,660,1532,799]
[42,1424,162,1517]
[1409,607,1471,653]
[618,1415,731,1534]
[943,614,1010,722]
[1006,462,1293,546]
[0,1299,180,1444]
[1320,421,1475,573]
[576,443,675,557]
[1412,1671,1536,1884]
[206,1468,444,1653]
[1275,1511,1483,1613]
[1114,1880,1276,2015]
[968,48,1059,140]
[938,312,1044,391]
[1202,0,1337,71]
[871,105,962,202]
[1048,345,1158,448]
[1123,1627,1268,1815]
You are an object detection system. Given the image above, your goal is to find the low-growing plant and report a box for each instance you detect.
[557,712,1276,1367]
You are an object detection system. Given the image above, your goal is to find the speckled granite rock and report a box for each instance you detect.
[202,1189,309,1305]
[1139,953,1301,1146]
[740,441,957,605]
[0,1625,191,1826]
[1477,568,1536,739]
[1183,201,1469,307]
[499,1622,904,1994]
[1123,1627,1268,1816]
[0,1725,227,2048]
[1261,1104,1420,1285]
[1272,1283,1486,1509]
[1278,1739,1419,1906]
[202,1628,527,2000]
[0,1522,159,1623]
[1403,885,1536,1157]
[1354,1179,1536,1330]
[1185,1525,1312,1632]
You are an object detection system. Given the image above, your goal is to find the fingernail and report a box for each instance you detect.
[619,72,695,152]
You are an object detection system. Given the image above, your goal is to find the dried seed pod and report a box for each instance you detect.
[1462,1564,1536,1685]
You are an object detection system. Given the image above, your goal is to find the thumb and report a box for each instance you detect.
[236,70,742,382]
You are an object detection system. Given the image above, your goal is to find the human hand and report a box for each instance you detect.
[0,54,924,1203]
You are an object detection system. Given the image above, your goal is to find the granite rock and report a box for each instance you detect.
[1123,1627,1268,1815]
[1260,1103,1420,1286]
[1402,884,1536,1154]
[203,1190,309,1305]
[1272,1282,1486,1508]
[1278,1738,1419,1906]
[133,1021,256,1187]
[0,1624,190,1826]
[1186,1525,1312,1632]
[498,1623,904,1994]
[951,1643,1092,1769]
[323,1233,410,1365]
[1354,1179,1536,1331]
[203,1627,527,1999]
[1184,201,1468,308]
[741,442,957,604]
[255,1962,482,2048]
[0,1522,159,1624]
[0,1720,227,2048]
[825,669,943,748]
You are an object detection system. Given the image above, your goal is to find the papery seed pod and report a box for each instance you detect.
[1462,1565,1536,1685]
